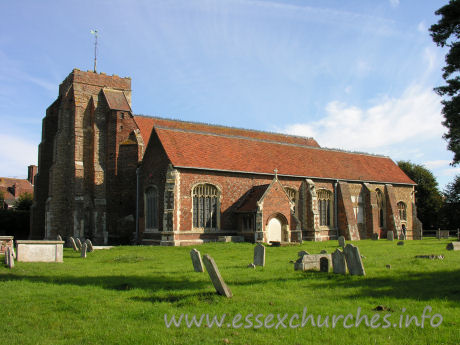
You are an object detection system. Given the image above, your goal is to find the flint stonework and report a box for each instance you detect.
[332,249,346,274]
[343,244,365,276]
[338,236,345,247]
[202,255,232,298]
[190,248,204,272]
[254,243,265,267]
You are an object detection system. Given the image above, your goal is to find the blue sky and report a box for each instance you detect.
[0,0,457,189]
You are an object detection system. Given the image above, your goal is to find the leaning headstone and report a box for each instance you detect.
[75,238,82,250]
[69,237,78,251]
[190,248,204,272]
[332,249,346,274]
[371,233,379,240]
[85,239,94,252]
[298,250,309,257]
[343,244,365,276]
[57,234,62,241]
[253,243,265,267]
[397,241,404,246]
[387,231,394,241]
[6,247,14,269]
[338,236,345,248]
[446,242,460,251]
[80,243,87,258]
[202,255,232,298]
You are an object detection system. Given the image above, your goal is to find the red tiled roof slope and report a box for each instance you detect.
[133,115,320,147]
[155,128,415,185]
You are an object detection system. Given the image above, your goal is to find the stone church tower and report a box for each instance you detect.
[30,69,144,244]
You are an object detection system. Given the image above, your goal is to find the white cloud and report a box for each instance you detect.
[0,134,37,178]
[423,160,451,169]
[417,21,426,33]
[441,166,460,176]
[389,0,400,8]
[283,83,443,153]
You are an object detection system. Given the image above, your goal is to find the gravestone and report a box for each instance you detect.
[319,257,329,272]
[343,244,365,276]
[387,231,394,241]
[446,242,460,251]
[6,247,14,269]
[75,238,82,250]
[298,250,309,257]
[332,249,346,274]
[81,243,87,258]
[69,237,78,251]
[397,241,404,246]
[202,255,232,298]
[4,247,9,266]
[57,235,62,241]
[190,248,204,272]
[85,239,94,252]
[320,249,327,254]
[247,263,256,269]
[371,233,379,240]
[338,236,345,247]
[254,243,265,267]
[457,229,460,241]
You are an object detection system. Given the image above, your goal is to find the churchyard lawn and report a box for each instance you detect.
[1,239,459,344]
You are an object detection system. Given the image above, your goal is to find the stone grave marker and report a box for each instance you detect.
[7,247,14,269]
[81,243,87,258]
[254,243,265,267]
[387,231,394,241]
[298,250,309,257]
[343,244,365,276]
[397,241,404,246]
[371,233,379,240]
[69,237,78,251]
[319,257,329,272]
[190,248,204,272]
[446,242,460,251]
[320,249,327,254]
[202,255,232,298]
[57,235,62,241]
[338,236,345,247]
[75,238,82,250]
[332,249,346,274]
[85,239,94,252]
[4,247,9,266]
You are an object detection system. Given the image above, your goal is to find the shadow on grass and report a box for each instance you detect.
[313,269,460,305]
[0,273,208,293]
[131,291,218,304]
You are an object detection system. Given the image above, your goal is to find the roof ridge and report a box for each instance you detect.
[155,125,389,159]
[134,114,317,142]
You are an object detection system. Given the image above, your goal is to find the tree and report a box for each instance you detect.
[440,175,460,229]
[430,0,460,165]
[14,192,33,211]
[397,161,443,229]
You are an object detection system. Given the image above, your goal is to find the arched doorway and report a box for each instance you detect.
[267,217,282,242]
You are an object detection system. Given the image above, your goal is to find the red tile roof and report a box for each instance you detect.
[154,127,415,185]
[133,115,320,148]
[102,89,131,111]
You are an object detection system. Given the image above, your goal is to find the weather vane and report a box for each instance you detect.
[90,29,98,72]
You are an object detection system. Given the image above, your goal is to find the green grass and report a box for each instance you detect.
[1,239,459,345]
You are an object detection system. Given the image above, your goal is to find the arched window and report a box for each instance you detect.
[284,186,298,213]
[376,189,384,227]
[397,202,407,221]
[192,184,220,230]
[317,189,332,226]
[145,186,158,229]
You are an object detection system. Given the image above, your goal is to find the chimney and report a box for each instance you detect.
[28,165,37,185]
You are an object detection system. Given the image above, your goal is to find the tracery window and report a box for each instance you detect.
[192,184,220,229]
[145,186,158,229]
[397,202,407,221]
[317,189,332,226]
[376,189,384,227]
[284,186,298,213]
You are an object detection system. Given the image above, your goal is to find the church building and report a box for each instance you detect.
[30,69,422,245]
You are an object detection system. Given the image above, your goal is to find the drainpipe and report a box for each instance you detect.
[135,166,140,244]
[334,180,338,237]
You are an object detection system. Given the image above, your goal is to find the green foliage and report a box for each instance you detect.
[13,192,33,210]
[397,161,443,228]
[0,209,30,239]
[430,0,460,165]
[0,241,459,345]
[440,174,460,229]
